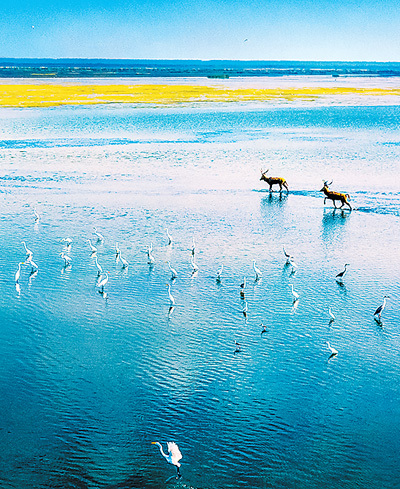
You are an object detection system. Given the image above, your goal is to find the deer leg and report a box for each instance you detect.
[284,182,289,193]
[279,183,283,192]
[269,184,272,192]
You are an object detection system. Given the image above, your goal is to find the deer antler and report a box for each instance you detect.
[260,168,269,175]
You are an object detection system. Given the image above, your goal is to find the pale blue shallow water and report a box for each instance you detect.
[0,103,400,488]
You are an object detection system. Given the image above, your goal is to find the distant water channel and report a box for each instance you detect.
[0,101,400,488]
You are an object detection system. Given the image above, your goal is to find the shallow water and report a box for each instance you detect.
[0,101,400,488]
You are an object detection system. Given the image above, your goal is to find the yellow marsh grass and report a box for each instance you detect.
[1,84,400,107]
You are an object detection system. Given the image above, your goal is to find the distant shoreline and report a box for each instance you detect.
[1,59,400,79]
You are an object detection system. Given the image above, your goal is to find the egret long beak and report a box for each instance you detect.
[151,442,157,444]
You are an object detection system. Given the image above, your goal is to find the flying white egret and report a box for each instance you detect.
[326,341,338,355]
[15,262,24,283]
[336,263,350,280]
[329,308,336,322]
[97,272,109,292]
[167,261,178,279]
[289,283,299,300]
[167,284,175,306]
[253,260,262,280]
[374,295,390,320]
[120,254,129,269]
[33,207,40,222]
[216,264,223,281]
[166,228,173,245]
[93,227,104,242]
[87,240,97,253]
[94,256,102,276]
[151,441,182,477]
[21,241,33,258]
[60,252,72,267]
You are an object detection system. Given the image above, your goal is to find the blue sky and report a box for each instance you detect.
[1,0,399,60]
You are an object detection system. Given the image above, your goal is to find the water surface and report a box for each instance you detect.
[0,101,400,488]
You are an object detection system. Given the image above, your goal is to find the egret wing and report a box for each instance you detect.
[167,442,182,464]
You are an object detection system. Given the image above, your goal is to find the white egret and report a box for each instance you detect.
[191,237,196,256]
[87,240,97,253]
[326,341,338,355]
[374,295,390,320]
[216,264,223,281]
[15,262,24,283]
[288,256,298,272]
[115,242,121,257]
[60,252,72,267]
[21,241,33,259]
[234,340,241,353]
[94,256,103,276]
[283,246,294,264]
[62,237,73,245]
[167,261,178,279]
[93,227,104,242]
[329,308,336,322]
[289,283,299,300]
[261,323,267,334]
[29,259,39,272]
[97,272,109,292]
[148,251,155,265]
[242,301,248,319]
[120,254,129,269]
[191,258,199,274]
[166,228,173,245]
[151,442,182,477]
[336,263,349,280]
[253,260,262,280]
[33,207,40,222]
[167,284,175,306]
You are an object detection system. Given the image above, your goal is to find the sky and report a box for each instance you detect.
[0,0,399,61]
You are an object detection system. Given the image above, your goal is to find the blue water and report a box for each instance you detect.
[0,102,400,488]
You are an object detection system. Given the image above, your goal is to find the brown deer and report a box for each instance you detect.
[260,169,289,193]
[320,181,352,210]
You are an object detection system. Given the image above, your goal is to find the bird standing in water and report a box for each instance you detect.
[374,296,390,321]
[151,441,182,477]
[289,283,299,301]
[15,262,24,283]
[253,260,262,280]
[326,341,338,356]
[336,264,349,281]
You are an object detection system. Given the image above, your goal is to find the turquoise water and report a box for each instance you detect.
[1,103,400,488]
